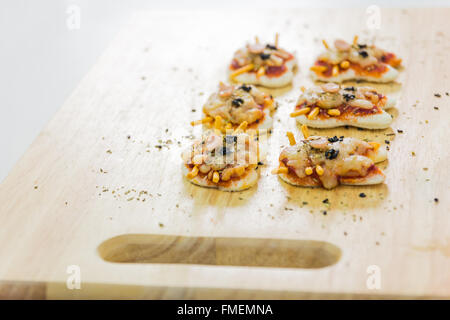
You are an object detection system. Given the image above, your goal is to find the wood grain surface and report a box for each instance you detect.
[0,8,449,299]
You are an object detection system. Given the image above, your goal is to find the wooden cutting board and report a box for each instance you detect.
[0,8,449,299]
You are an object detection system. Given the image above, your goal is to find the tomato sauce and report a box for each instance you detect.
[266,65,287,77]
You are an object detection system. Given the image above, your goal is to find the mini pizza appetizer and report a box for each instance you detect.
[310,36,402,83]
[229,34,297,88]
[290,83,395,129]
[273,132,387,189]
[182,130,260,191]
[191,83,276,132]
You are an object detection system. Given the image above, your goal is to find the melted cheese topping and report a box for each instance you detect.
[318,39,399,67]
[294,84,387,118]
[279,136,385,189]
[313,39,401,78]
[230,42,295,72]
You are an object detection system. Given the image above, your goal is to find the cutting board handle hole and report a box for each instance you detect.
[98,234,341,269]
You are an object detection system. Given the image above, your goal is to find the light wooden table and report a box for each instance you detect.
[0,8,449,299]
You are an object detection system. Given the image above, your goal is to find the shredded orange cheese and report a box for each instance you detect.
[256,66,266,78]
[230,63,255,79]
[286,131,296,146]
[191,117,213,126]
[327,109,341,116]
[234,166,246,176]
[340,60,350,69]
[310,65,327,73]
[214,116,222,131]
[264,97,274,110]
[332,65,339,77]
[301,124,309,138]
[212,171,220,183]
[305,167,313,175]
[290,108,311,118]
[234,121,248,134]
[316,165,324,176]
[272,167,288,174]
[307,107,320,120]
[187,166,199,179]
[369,142,381,151]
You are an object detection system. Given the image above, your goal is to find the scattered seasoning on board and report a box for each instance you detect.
[322,198,329,204]
[159,223,164,228]
[359,193,366,198]
[434,198,439,203]
[384,140,390,144]
[434,93,441,98]
[434,106,439,110]
[106,150,112,154]
[411,151,416,156]
[323,211,327,216]
[397,129,404,133]
[34,186,38,190]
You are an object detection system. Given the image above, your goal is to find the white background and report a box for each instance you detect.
[0,0,447,182]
